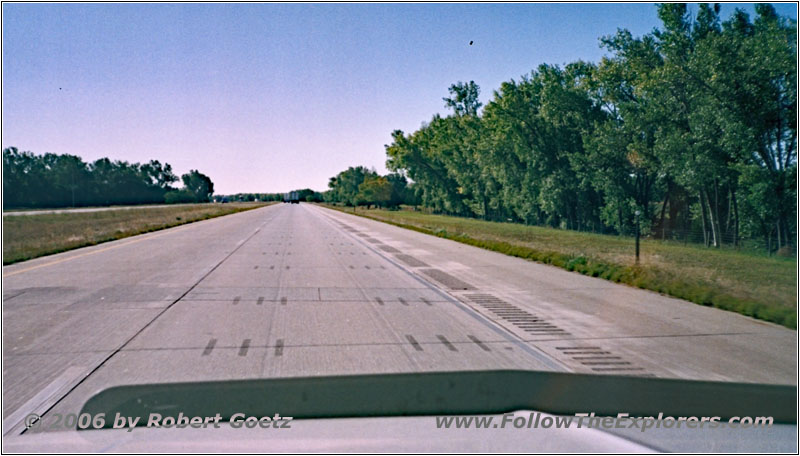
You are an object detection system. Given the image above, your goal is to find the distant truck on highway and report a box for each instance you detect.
[283,191,300,204]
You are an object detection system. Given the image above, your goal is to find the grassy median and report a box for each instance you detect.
[3,202,271,265]
[326,205,797,329]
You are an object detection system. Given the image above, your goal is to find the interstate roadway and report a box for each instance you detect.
[2,203,795,434]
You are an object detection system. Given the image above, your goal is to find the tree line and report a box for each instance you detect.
[326,4,796,253]
[215,189,325,203]
[325,166,418,208]
[3,147,214,208]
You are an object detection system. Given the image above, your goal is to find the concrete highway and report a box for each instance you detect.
[2,203,796,435]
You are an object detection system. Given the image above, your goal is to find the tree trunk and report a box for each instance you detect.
[703,187,719,248]
[731,190,739,247]
[699,190,710,247]
[781,216,792,249]
[683,202,690,245]
[767,227,772,255]
[726,186,733,239]
[712,181,722,247]
[659,184,670,240]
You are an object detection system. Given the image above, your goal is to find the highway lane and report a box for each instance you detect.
[2,203,796,435]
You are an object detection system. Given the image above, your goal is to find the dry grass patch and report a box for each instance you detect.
[3,202,270,265]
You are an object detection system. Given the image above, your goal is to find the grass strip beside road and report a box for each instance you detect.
[3,202,272,265]
[324,205,796,329]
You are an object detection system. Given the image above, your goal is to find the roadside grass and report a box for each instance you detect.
[325,205,797,329]
[3,202,271,265]
[2,202,195,213]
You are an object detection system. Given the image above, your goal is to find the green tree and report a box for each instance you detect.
[2,147,197,209]
[385,173,410,207]
[327,166,379,206]
[180,170,214,203]
[356,176,393,208]
[335,3,796,252]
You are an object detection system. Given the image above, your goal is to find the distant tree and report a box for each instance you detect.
[47,153,89,207]
[327,166,379,206]
[295,188,317,201]
[164,189,197,204]
[140,160,177,189]
[3,147,43,208]
[356,176,393,208]
[181,170,214,203]
[2,147,206,209]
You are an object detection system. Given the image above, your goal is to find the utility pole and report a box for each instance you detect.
[635,210,641,264]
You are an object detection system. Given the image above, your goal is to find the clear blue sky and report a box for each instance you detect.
[3,3,796,194]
